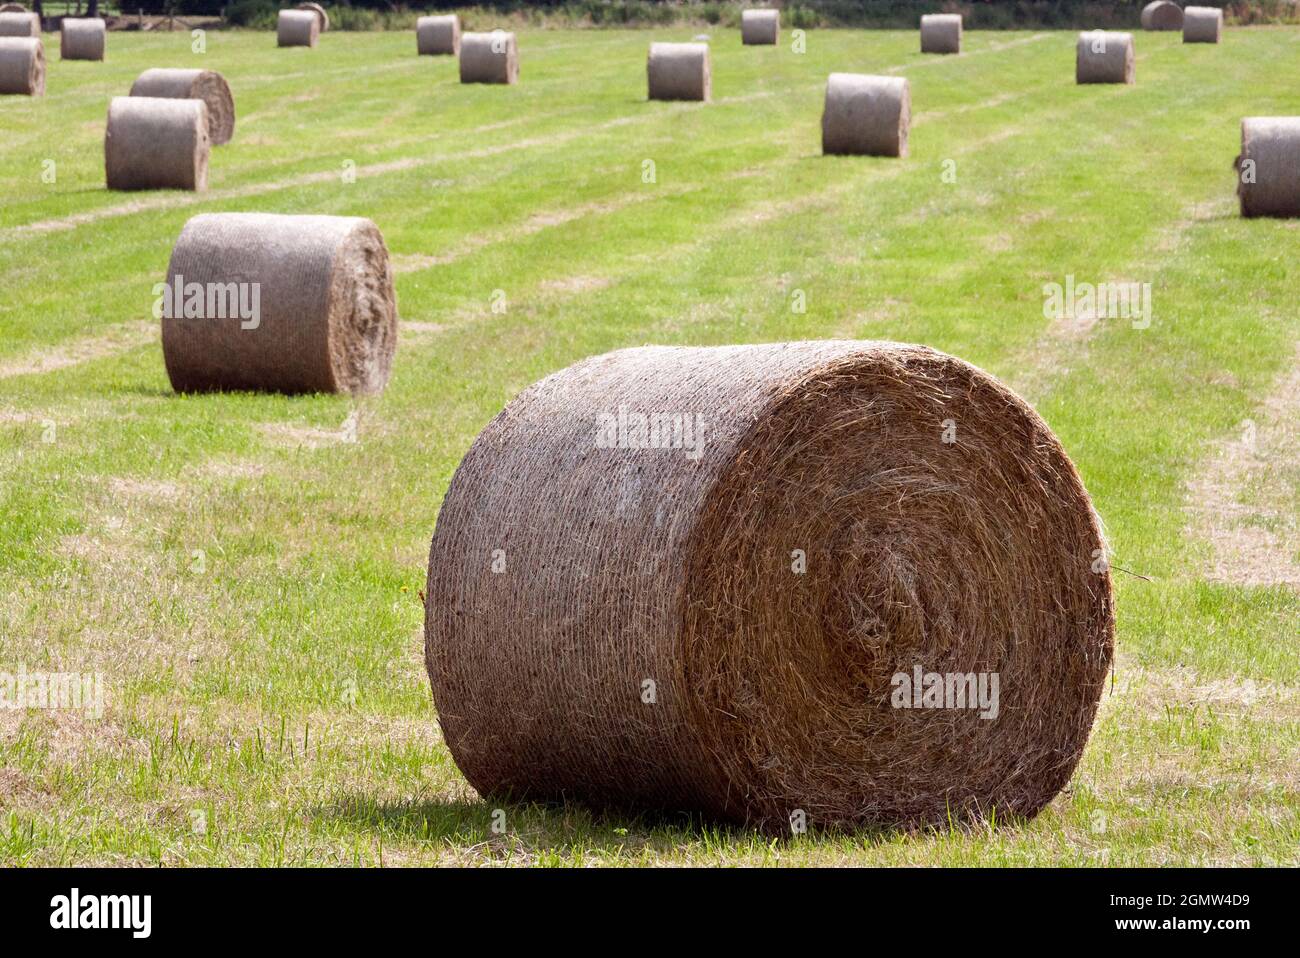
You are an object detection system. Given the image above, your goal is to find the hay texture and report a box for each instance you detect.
[130,68,235,146]
[417,14,460,56]
[920,13,961,54]
[0,35,42,95]
[60,18,105,61]
[161,213,398,395]
[105,96,209,191]
[821,73,910,157]
[459,31,518,84]
[1140,1,1183,30]
[424,341,1115,830]
[1237,117,1300,218]
[741,9,779,45]
[277,9,318,48]
[1183,6,1222,43]
[296,2,328,32]
[647,41,710,102]
[1076,31,1134,85]
[0,10,38,36]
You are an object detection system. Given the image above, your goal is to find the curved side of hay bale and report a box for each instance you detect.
[0,35,43,95]
[60,18,105,61]
[1140,1,1183,30]
[0,4,30,12]
[0,10,39,37]
[416,14,460,56]
[277,9,319,48]
[1076,31,1135,85]
[424,342,1115,830]
[740,9,779,45]
[130,68,235,146]
[459,31,518,84]
[821,73,910,157]
[647,41,710,102]
[295,2,328,32]
[160,213,398,396]
[1183,6,1222,43]
[104,96,209,191]
[1237,117,1300,218]
[920,13,961,54]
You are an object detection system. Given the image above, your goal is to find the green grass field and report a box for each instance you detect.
[0,25,1296,866]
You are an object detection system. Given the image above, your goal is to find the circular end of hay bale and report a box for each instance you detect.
[459,30,518,84]
[60,18,105,62]
[647,41,711,102]
[105,96,209,191]
[0,10,39,38]
[0,35,43,95]
[424,342,1115,830]
[1183,6,1223,43]
[1076,31,1135,85]
[130,68,236,146]
[1140,1,1183,31]
[821,73,910,157]
[277,9,319,48]
[416,14,460,56]
[296,2,328,32]
[1238,117,1300,218]
[160,213,398,396]
[920,13,962,54]
[740,9,779,46]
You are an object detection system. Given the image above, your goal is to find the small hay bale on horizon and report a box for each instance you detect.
[295,2,328,32]
[60,17,105,61]
[104,96,209,191]
[920,13,961,54]
[1140,1,1183,31]
[130,68,236,146]
[1183,6,1223,43]
[821,73,910,157]
[459,30,518,84]
[277,9,319,48]
[740,9,779,46]
[417,14,460,56]
[1076,31,1134,85]
[0,34,43,95]
[647,41,710,102]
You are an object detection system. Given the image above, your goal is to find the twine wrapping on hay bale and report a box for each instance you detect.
[60,18,105,61]
[417,14,460,56]
[1183,6,1222,43]
[1140,1,1183,30]
[424,341,1115,830]
[0,10,39,37]
[1076,31,1134,85]
[741,9,779,45]
[0,35,42,95]
[821,73,910,157]
[920,13,961,54]
[161,213,398,395]
[459,31,518,84]
[130,68,235,146]
[647,41,710,102]
[1236,117,1300,218]
[295,2,328,32]
[105,96,209,191]
[277,9,319,48]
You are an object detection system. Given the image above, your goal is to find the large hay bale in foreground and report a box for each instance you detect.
[105,96,209,191]
[277,9,319,48]
[0,35,42,95]
[1076,31,1134,85]
[0,10,38,36]
[821,73,910,157]
[424,342,1115,830]
[296,2,328,32]
[1140,1,1183,30]
[161,213,398,395]
[647,42,710,102]
[741,9,779,45]
[60,17,105,61]
[1183,6,1222,43]
[417,14,460,56]
[130,68,236,146]
[1237,117,1300,218]
[459,31,518,84]
[920,13,961,54]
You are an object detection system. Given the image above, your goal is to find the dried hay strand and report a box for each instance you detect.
[277,9,318,48]
[160,213,398,395]
[821,73,910,157]
[647,41,710,102]
[1076,31,1134,85]
[130,68,235,146]
[1140,1,1183,30]
[105,96,209,191]
[741,9,779,45]
[1236,117,1300,218]
[417,14,460,56]
[424,341,1115,831]
[0,35,42,95]
[60,17,105,61]
[920,13,961,54]
[0,10,38,37]
[459,31,518,84]
[296,2,328,32]
[1183,6,1222,43]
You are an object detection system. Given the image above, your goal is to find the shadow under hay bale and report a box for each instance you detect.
[460,31,518,84]
[821,73,910,157]
[60,18,105,62]
[741,9,778,46]
[130,68,235,146]
[0,35,42,95]
[105,96,209,191]
[1237,117,1300,218]
[417,14,460,56]
[1140,1,1183,31]
[277,9,318,48]
[1183,6,1223,43]
[1076,31,1134,85]
[920,13,961,54]
[647,41,710,102]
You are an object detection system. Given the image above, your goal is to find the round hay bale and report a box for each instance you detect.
[130,68,235,146]
[1236,117,1300,218]
[741,9,779,46]
[104,96,209,192]
[1076,31,1134,85]
[821,73,910,157]
[0,35,43,95]
[647,41,710,102]
[1183,6,1222,43]
[277,9,318,48]
[0,10,39,37]
[295,2,328,32]
[160,213,398,396]
[424,341,1115,830]
[920,13,961,54]
[459,31,518,84]
[1140,1,1183,31]
[0,4,30,12]
[60,17,105,61]
[417,14,460,56]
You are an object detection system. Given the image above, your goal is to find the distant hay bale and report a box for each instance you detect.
[1076,31,1134,85]
[1140,1,1183,30]
[1183,6,1222,43]
[1236,117,1300,218]
[296,2,328,32]
[741,9,779,45]
[277,9,319,48]
[920,13,961,54]
[459,31,518,84]
[417,14,460,56]
[105,96,209,191]
[130,68,236,146]
[160,213,398,395]
[0,10,39,36]
[0,4,30,11]
[0,36,42,95]
[821,73,910,157]
[424,341,1115,830]
[60,18,105,61]
[647,41,710,102]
